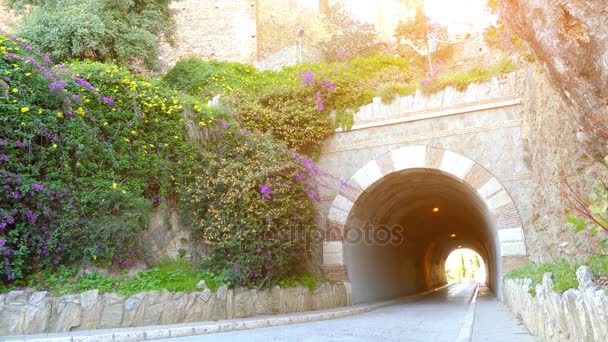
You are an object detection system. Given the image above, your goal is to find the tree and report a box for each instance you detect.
[458,252,466,282]
[320,5,385,62]
[6,0,176,70]
[394,8,448,75]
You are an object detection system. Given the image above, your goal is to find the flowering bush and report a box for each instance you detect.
[165,55,414,155]
[0,33,210,282]
[180,124,324,287]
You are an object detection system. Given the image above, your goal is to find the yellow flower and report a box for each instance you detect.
[198,121,206,126]
[103,122,108,126]
[112,182,118,189]
[38,109,43,114]
[131,130,136,134]
[11,88,17,93]
[124,138,130,142]
[57,112,63,118]
[121,189,127,194]
[52,144,57,149]
[21,107,29,113]
[76,107,85,116]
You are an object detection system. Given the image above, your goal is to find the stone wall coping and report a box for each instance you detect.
[2,284,453,341]
[0,282,350,336]
[502,265,608,341]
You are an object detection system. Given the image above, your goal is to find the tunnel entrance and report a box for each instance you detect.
[444,248,487,284]
[322,146,528,304]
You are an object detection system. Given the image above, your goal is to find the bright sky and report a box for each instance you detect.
[298,0,496,32]
[424,0,496,30]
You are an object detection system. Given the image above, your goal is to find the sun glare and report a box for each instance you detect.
[424,0,496,31]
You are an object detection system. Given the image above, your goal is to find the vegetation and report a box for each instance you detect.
[504,255,608,293]
[394,8,449,75]
[320,5,385,62]
[6,0,175,70]
[0,257,325,296]
[0,33,324,288]
[445,250,483,284]
[1,17,519,291]
[179,125,324,288]
[420,57,516,93]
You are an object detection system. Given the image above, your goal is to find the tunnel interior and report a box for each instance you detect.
[343,168,500,304]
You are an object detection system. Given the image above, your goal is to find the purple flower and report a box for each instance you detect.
[32,183,44,191]
[14,141,26,148]
[7,273,15,281]
[315,91,324,112]
[258,183,273,200]
[299,70,315,86]
[43,54,53,65]
[294,174,307,182]
[101,96,115,106]
[5,216,14,224]
[321,79,336,92]
[25,211,37,224]
[48,80,67,92]
[0,222,6,230]
[0,137,8,147]
[72,77,97,92]
[0,239,5,247]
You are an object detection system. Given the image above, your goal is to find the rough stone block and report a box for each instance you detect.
[98,293,123,329]
[50,295,82,332]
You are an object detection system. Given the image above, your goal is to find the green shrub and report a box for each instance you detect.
[11,0,175,70]
[164,55,415,154]
[180,125,322,288]
[0,33,210,283]
[504,255,608,293]
[420,57,515,93]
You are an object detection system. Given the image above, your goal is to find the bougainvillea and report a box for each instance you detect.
[0,32,211,282]
[180,124,326,287]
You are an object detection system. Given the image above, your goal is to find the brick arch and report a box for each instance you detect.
[321,145,528,282]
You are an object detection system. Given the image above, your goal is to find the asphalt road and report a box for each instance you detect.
[158,283,535,342]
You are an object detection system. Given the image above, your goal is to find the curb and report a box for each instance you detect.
[1,284,453,342]
[455,283,480,342]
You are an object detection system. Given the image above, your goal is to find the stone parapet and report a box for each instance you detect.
[503,266,608,341]
[0,283,349,335]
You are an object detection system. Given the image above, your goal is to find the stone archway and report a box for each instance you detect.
[321,145,528,302]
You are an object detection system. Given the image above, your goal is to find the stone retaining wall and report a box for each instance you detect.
[0,283,349,335]
[503,266,608,341]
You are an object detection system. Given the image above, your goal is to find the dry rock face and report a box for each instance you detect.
[517,67,608,261]
[0,283,348,335]
[503,267,608,341]
[499,1,608,157]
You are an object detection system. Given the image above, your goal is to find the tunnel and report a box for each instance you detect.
[341,168,501,304]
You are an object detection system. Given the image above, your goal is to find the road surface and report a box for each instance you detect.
[158,283,535,342]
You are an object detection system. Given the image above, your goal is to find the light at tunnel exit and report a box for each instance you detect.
[445,248,486,284]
